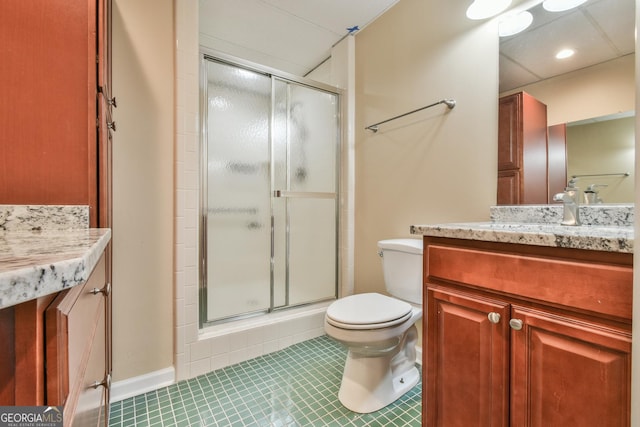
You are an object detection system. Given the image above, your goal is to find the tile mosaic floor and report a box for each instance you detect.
[108,335,422,426]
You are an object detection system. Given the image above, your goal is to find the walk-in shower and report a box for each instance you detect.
[199,54,340,327]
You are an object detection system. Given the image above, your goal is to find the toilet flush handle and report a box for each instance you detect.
[377,250,383,257]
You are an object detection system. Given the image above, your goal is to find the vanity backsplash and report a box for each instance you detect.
[490,204,633,227]
[0,205,89,231]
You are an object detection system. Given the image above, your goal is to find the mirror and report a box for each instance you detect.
[499,0,635,203]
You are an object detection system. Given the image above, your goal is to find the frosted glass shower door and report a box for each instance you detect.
[272,80,339,308]
[202,55,339,325]
[204,60,272,322]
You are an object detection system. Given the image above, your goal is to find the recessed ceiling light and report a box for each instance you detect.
[499,11,534,37]
[543,0,588,12]
[466,0,512,20]
[556,48,576,59]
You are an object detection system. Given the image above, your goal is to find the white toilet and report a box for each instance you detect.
[324,238,423,413]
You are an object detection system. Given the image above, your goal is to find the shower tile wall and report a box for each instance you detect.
[188,309,326,377]
[175,0,201,381]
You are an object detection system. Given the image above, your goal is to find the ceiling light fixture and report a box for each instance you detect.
[466,0,512,20]
[542,0,588,12]
[498,11,534,37]
[555,48,576,59]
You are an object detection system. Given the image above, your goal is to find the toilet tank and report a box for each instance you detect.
[377,239,423,305]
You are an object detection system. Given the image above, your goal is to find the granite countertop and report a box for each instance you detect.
[410,205,634,254]
[0,207,111,310]
[410,222,633,253]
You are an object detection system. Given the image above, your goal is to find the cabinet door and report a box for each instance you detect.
[497,169,520,205]
[425,286,510,427]
[0,0,97,223]
[46,255,107,426]
[510,306,631,426]
[72,303,107,427]
[498,94,521,170]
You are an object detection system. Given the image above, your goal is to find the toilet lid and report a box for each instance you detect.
[326,293,413,330]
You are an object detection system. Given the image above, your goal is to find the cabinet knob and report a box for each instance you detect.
[509,318,524,331]
[90,282,111,297]
[91,373,112,390]
[487,312,501,324]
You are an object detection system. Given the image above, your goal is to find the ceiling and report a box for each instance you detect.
[198,0,634,89]
[198,0,400,77]
[500,0,635,92]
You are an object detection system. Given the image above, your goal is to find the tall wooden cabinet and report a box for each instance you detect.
[0,1,113,425]
[498,92,549,204]
[423,237,632,426]
[0,0,114,229]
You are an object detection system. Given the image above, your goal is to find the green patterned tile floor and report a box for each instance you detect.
[108,335,421,426]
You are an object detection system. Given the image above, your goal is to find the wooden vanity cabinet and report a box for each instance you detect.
[498,92,548,205]
[423,237,632,426]
[46,254,110,427]
[0,253,110,426]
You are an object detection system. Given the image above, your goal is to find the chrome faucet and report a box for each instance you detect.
[553,182,581,226]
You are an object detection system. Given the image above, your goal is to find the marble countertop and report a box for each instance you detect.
[411,205,634,253]
[0,228,111,309]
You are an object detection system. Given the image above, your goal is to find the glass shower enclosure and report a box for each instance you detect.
[200,55,340,326]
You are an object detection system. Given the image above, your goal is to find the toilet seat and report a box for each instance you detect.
[326,293,413,330]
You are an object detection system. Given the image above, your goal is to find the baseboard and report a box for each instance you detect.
[110,367,175,403]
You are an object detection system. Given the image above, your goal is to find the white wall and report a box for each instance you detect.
[111,0,174,383]
[501,54,635,126]
[353,0,499,295]
[566,116,635,203]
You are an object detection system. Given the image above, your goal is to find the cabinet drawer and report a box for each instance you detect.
[46,255,107,424]
[425,244,632,320]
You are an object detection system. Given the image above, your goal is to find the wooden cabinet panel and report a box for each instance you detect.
[0,295,56,405]
[97,0,113,99]
[73,304,107,427]
[510,306,631,426]
[0,307,15,404]
[98,93,113,229]
[0,0,97,223]
[423,237,633,426]
[497,169,520,205]
[498,94,521,170]
[425,243,632,321]
[497,92,548,204]
[46,255,107,426]
[425,286,509,427]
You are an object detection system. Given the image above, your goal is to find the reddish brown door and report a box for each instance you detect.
[425,286,510,427]
[510,306,631,426]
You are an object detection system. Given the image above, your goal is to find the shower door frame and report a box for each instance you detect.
[198,50,342,328]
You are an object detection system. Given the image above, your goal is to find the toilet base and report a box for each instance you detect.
[338,354,419,413]
[337,325,420,413]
